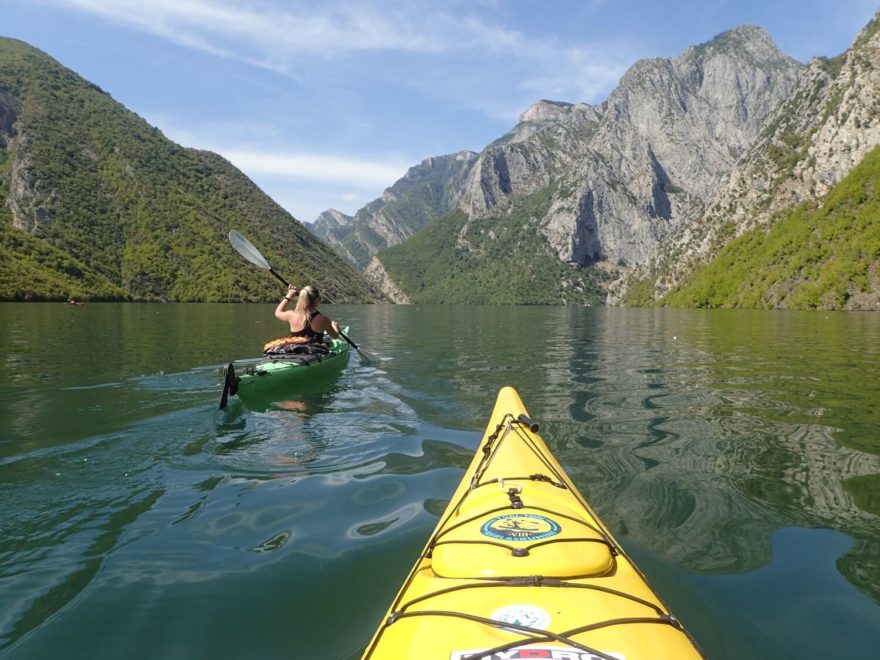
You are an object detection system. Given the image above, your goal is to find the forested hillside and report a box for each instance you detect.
[655,145,880,310]
[379,186,607,305]
[0,38,384,302]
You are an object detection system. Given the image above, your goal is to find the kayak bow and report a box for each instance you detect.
[362,386,703,659]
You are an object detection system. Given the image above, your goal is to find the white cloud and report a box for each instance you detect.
[146,113,408,195]
[33,0,638,216]
[223,149,408,187]
[261,185,368,222]
[57,0,637,130]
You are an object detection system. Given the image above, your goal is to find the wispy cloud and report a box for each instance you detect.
[42,0,631,106]
[43,0,526,59]
[38,0,634,214]
[520,44,633,106]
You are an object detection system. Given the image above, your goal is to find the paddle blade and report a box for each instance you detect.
[229,230,271,270]
[355,346,380,364]
[339,331,379,364]
[219,362,237,409]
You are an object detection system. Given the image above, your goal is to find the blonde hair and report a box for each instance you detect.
[294,285,320,321]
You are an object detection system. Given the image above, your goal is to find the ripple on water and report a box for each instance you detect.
[199,383,424,481]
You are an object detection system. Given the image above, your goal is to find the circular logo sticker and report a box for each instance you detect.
[491,604,551,632]
[480,513,561,541]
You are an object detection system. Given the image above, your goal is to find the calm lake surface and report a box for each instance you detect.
[1,303,879,659]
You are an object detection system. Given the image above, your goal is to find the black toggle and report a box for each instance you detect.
[517,413,539,432]
[508,489,524,509]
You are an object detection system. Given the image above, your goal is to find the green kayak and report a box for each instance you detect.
[220,327,350,408]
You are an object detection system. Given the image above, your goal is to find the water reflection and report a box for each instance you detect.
[548,309,880,605]
[2,303,879,658]
[0,478,164,648]
[349,305,880,605]
[347,502,423,539]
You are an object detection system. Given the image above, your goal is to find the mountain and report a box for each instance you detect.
[623,13,880,307]
[0,37,384,303]
[348,25,807,304]
[310,150,478,270]
[318,15,880,310]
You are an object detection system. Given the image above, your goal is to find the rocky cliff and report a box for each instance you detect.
[456,25,802,273]
[633,14,880,302]
[367,25,806,302]
[310,150,477,269]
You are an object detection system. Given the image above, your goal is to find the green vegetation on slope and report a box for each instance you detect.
[0,38,381,302]
[620,276,657,307]
[379,186,607,305]
[663,145,880,310]
[316,152,475,270]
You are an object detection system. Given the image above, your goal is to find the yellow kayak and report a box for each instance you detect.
[362,386,703,659]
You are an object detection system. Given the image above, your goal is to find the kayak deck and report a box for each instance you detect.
[362,386,703,659]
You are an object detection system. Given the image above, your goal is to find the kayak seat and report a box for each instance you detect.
[264,343,329,357]
[265,353,326,366]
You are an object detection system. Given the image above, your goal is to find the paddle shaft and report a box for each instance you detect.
[268,267,290,288]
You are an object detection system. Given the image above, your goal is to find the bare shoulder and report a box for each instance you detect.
[311,312,333,331]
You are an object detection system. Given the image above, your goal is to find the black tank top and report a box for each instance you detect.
[289,312,324,342]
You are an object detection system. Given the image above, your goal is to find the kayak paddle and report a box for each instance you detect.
[228,230,377,363]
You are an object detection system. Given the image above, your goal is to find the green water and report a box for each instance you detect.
[1,303,879,659]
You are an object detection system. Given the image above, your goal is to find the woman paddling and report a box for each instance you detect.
[274,284,341,343]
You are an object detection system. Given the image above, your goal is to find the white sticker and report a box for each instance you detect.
[450,647,625,660]
[491,604,551,632]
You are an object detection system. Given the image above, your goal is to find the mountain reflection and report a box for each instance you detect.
[543,308,880,603]
[376,306,880,604]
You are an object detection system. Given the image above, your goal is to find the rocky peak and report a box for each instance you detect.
[680,25,790,65]
[313,208,353,229]
[310,150,478,269]
[608,23,799,126]
[520,100,575,123]
[456,21,803,274]
[402,151,477,183]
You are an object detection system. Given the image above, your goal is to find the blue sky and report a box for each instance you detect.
[5,1,879,223]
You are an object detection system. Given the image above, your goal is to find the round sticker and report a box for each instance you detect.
[491,604,551,632]
[480,513,561,541]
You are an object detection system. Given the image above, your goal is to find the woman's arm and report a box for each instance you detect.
[275,285,298,320]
